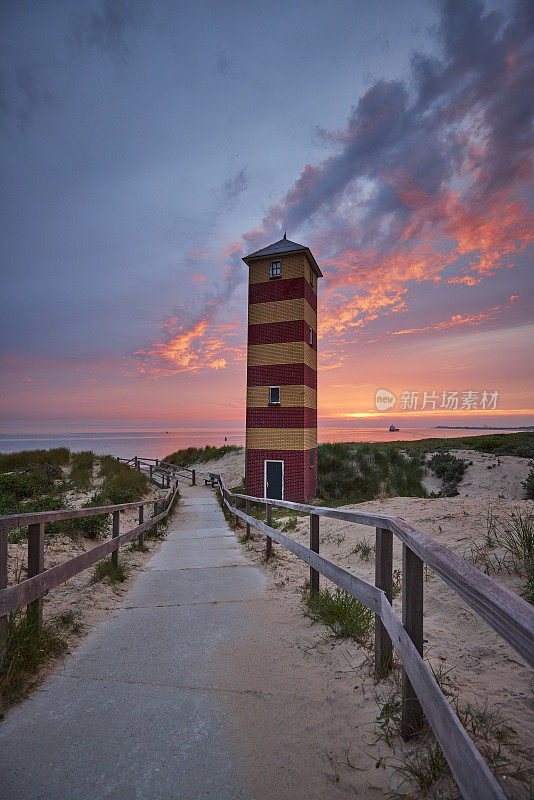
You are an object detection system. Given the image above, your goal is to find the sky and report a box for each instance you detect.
[1,0,533,431]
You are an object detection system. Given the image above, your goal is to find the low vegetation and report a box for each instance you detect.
[303,587,373,643]
[317,442,426,505]
[163,444,240,468]
[91,560,129,584]
[427,451,468,496]
[0,448,70,472]
[91,456,149,505]
[0,450,151,540]
[375,667,530,798]
[0,608,81,712]
[523,464,534,500]
[68,451,95,491]
[467,507,534,603]
[395,430,534,459]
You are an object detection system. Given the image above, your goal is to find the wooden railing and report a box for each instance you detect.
[117,456,196,488]
[215,476,534,800]
[0,460,191,653]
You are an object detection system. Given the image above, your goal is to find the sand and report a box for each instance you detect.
[191,447,534,798]
[5,470,169,698]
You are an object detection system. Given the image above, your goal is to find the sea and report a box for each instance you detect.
[0,426,525,461]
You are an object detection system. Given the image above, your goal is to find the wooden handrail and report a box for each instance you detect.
[215,475,534,800]
[0,461,186,624]
[229,490,534,669]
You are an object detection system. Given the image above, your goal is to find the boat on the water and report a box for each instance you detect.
[389,425,400,432]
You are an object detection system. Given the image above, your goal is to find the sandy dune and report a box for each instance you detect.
[191,447,534,798]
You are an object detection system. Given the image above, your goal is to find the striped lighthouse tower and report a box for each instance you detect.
[243,235,322,502]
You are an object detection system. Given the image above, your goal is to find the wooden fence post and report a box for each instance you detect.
[138,505,144,548]
[111,510,120,567]
[265,503,272,558]
[375,527,393,677]
[27,522,45,625]
[191,469,196,486]
[246,499,251,539]
[233,494,239,528]
[401,543,424,739]
[309,513,319,595]
[0,522,8,660]
[149,464,153,480]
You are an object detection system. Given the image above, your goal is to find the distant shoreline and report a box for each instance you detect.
[434,426,534,431]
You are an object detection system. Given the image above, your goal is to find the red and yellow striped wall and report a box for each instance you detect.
[243,244,321,502]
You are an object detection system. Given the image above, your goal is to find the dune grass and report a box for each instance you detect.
[91,559,129,584]
[375,665,529,798]
[0,448,70,472]
[427,451,468,496]
[68,451,95,491]
[92,456,149,505]
[0,608,81,712]
[303,587,373,643]
[316,442,426,505]
[163,444,241,468]
[395,431,534,459]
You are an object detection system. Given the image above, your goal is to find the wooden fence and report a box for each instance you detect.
[0,460,194,654]
[216,476,534,800]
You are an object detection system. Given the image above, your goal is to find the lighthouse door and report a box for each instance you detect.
[265,460,283,500]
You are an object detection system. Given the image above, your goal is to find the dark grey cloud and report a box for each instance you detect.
[220,167,249,210]
[215,50,240,79]
[248,0,534,275]
[0,62,54,131]
[72,0,135,57]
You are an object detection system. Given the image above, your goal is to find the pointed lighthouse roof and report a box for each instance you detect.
[243,234,323,277]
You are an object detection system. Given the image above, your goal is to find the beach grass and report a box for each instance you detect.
[163,444,241,468]
[316,442,426,505]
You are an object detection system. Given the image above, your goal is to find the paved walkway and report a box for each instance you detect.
[0,483,266,800]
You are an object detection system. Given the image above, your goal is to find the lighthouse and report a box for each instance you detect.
[243,235,322,502]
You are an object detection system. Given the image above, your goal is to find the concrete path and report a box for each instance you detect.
[0,484,266,800]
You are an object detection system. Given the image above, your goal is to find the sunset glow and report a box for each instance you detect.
[1,0,533,431]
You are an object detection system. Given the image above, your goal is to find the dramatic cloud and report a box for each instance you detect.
[134,250,245,376]
[245,0,533,339]
[136,0,532,383]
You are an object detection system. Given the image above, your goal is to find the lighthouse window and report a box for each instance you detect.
[309,449,314,467]
[309,266,314,286]
[270,260,282,278]
[309,327,313,346]
[268,386,281,405]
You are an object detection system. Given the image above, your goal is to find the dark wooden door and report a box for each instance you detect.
[265,461,283,500]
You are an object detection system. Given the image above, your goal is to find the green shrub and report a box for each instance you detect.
[317,442,426,505]
[1,609,70,710]
[0,470,56,501]
[54,504,109,539]
[68,451,95,491]
[163,444,241,468]
[91,560,128,583]
[0,448,70,472]
[523,464,534,500]
[93,459,149,505]
[396,432,534,459]
[303,587,373,642]
[427,451,468,496]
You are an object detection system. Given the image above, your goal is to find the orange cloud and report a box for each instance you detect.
[135,319,244,377]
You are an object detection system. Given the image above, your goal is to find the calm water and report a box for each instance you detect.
[0,426,524,461]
